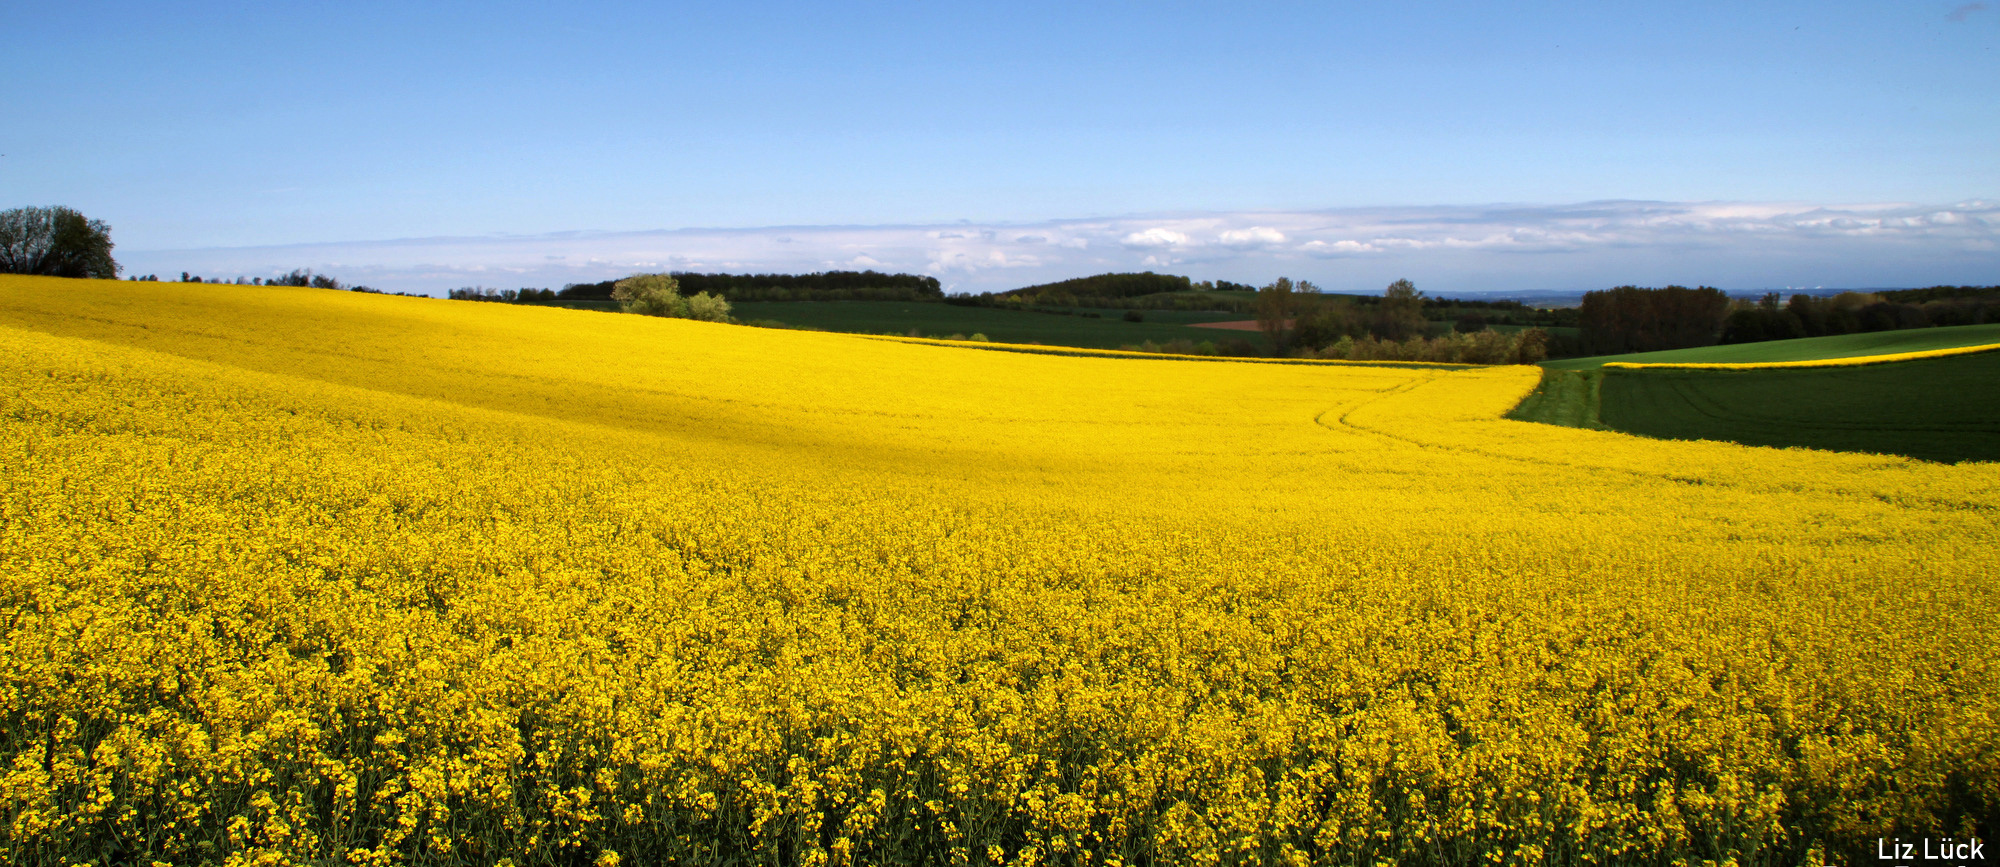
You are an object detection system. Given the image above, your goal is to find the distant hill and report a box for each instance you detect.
[557,270,941,302]
[999,272,1196,300]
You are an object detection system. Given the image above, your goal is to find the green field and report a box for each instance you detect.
[1540,323,2000,370]
[1513,351,2000,463]
[727,300,1256,349]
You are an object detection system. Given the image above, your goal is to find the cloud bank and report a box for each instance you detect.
[122,200,2000,297]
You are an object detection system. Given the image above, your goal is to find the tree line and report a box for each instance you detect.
[1229,277,1552,364]
[119,269,396,294]
[450,287,558,303]
[1718,290,2000,344]
[1575,284,2000,356]
[1112,277,1551,363]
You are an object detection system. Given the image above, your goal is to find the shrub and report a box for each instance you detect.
[684,291,733,323]
[614,274,738,323]
[612,274,689,317]
[1308,329,1547,364]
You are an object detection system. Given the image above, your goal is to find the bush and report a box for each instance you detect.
[612,274,689,317]
[1306,329,1548,365]
[684,291,733,323]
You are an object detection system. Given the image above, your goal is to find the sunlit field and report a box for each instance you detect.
[1,275,1994,865]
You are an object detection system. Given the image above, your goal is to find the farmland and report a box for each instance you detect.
[1515,327,2000,462]
[1540,322,2000,370]
[728,300,1247,347]
[539,299,1254,350]
[1599,352,2000,462]
[1,275,1995,865]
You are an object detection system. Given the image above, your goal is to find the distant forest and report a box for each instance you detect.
[1574,285,2000,356]
[557,271,942,303]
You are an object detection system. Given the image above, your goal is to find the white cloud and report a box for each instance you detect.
[926,248,1040,273]
[1120,228,1191,248]
[1218,226,1286,247]
[1300,239,1383,256]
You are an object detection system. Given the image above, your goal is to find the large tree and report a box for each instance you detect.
[0,206,120,278]
[1371,278,1428,341]
[1256,277,1319,355]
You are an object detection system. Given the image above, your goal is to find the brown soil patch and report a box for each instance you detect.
[1188,319,1284,332]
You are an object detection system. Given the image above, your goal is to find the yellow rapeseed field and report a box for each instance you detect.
[0,275,1993,866]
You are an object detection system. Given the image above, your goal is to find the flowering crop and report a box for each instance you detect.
[1,276,1994,866]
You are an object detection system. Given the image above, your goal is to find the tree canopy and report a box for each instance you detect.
[1579,285,1730,354]
[0,206,119,279]
[611,273,733,322]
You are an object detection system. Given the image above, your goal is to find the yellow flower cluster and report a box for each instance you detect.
[1601,341,2000,369]
[0,276,1994,865]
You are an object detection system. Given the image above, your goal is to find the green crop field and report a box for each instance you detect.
[727,300,1256,349]
[1513,351,2000,463]
[1595,352,2000,463]
[1541,323,2000,370]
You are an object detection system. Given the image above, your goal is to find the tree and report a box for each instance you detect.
[613,273,690,317]
[683,291,733,322]
[1256,277,1309,354]
[1292,295,1365,351]
[1371,278,1427,341]
[1514,328,1550,364]
[612,273,733,322]
[0,206,119,278]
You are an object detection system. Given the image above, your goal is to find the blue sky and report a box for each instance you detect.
[4,1,1996,294]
